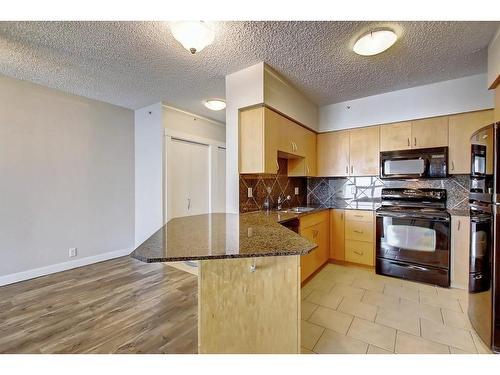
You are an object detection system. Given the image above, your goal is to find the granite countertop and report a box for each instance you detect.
[131,212,317,263]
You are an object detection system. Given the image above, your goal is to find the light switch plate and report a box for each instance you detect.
[247,187,253,198]
[68,248,77,258]
[294,187,299,195]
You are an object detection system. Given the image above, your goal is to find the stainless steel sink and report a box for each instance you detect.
[279,207,315,213]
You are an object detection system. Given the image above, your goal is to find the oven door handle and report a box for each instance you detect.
[376,212,450,221]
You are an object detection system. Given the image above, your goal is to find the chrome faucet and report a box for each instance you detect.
[277,195,291,210]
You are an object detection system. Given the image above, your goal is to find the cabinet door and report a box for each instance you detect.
[349,126,380,176]
[451,216,470,290]
[380,121,412,151]
[411,116,448,149]
[288,126,317,177]
[263,108,280,174]
[277,115,298,155]
[330,209,345,260]
[317,131,350,176]
[304,129,317,176]
[300,224,320,282]
[448,110,494,174]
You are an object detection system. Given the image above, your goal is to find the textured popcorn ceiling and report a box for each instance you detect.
[0,21,498,122]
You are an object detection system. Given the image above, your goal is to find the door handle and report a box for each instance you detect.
[306,165,310,174]
[345,165,348,174]
[407,138,410,147]
[187,198,191,210]
[353,250,364,256]
[451,161,455,171]
[457,220,461,231]
[350,165,353,174]
[414,137,417,147]
[354,230,364,234]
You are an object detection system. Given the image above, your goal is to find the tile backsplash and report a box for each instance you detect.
[307,175,470,211]
[239,158,307,213]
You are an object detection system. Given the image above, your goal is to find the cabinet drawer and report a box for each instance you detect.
[345,240,374,266]
[345,210,373,223]
[345,221,373,242]
[300,210,329,229]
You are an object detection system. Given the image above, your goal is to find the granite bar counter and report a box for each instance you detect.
[131,211,317,263]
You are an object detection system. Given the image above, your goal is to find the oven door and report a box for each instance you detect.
[376,212,450,269]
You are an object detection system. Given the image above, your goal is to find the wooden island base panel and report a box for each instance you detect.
[198,256,300,354]
[131,211,316,354]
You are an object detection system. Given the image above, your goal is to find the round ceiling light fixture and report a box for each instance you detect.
[204,99,226,111]
[170,21,215,54]
[353,29,398,56]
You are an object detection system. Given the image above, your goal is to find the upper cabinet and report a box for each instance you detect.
[380,116,449,152]
[448,110,494,174]
[317,126,379,177]
[411,116,449,148]
[317,130,350,177]
[379,121,412,151]
[239,105,316,176]
[349,126,380,176]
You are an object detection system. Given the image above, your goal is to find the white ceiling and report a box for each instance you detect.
[0,21,498,123]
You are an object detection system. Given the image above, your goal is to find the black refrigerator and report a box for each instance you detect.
[469,122,500,353]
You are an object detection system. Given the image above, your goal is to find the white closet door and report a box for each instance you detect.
[215,147,226,212]
[168,138,209,219]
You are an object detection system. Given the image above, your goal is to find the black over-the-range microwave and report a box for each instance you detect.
[379,147,448,179]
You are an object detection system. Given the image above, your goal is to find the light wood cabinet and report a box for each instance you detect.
[411,116,449,149]
[239,105,316,176]
[448,110,494,174]
[450,216,470,290]
[239,106,279,174]
[349,126,380,176]
[342,210,374,266]
[300,211,330,282]
[380,121,412,151]
[317,130,350,177]
[330,209,345,261]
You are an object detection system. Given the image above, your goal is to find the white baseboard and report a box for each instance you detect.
[0,248,133,287]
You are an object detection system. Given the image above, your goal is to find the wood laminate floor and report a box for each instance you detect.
[0,257,198,354]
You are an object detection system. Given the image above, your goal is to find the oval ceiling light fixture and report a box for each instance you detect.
[353,29,398,56]
[170,21,215,54]
[204,99,226,111]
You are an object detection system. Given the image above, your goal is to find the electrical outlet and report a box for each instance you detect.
[294,187,299,195]
[68,248,77,258]
[247,187,253,198]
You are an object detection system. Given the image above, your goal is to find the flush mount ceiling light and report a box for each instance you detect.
[170,21,215,54]
[204,99,226,111]
[353,29,398,56]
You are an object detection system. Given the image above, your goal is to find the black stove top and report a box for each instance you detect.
[377,188,449,219]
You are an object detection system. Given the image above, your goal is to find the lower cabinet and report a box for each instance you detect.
[330,209,345,260]
[300,210,330,282]
[451,215,470,290]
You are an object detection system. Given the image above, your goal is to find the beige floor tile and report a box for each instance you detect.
[362,290,400,310]
[450,347,475,354]
[395,331,449,354]
[367,345,393,354]
[338,296,378,321]
[347,318,396,352]
[436,287,468,300]
[471,331,493,354]
[301,347,316,354]
[399,299,443,323]
[420,318,476,352]
[330,284,365,300]
[383,284,420,302]
[301,300,319,321]
[305,277,335,293]
[352,276,385,293]
[375,308,420,336]
[441,308,472,331]
[328,272,357,286]
[420,292,462,312]
[313,329,368,354]
[402,280,438,294]
[309,306,354,334]
[376,275,403,287]
[306,290,343,310]
[301,285,314,300]
[301,320,325,350]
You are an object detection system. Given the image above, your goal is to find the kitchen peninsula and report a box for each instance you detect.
[131,211,317,353]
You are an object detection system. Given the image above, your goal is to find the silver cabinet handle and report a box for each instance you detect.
[354,250,364,256]
[458,220,461,231]
[414,137,417,146]
[354,214,363,218]
[451,161,455,171]
[345,165,348,174]
[354,230,364,234]
[306,165,310,174]
[350,165,353,174]
[187,198,191,210]
[407,138,410,147]
[249,262,256,272]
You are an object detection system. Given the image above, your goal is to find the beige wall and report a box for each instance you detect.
[0,75,134,281]
[488,26,500,89]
